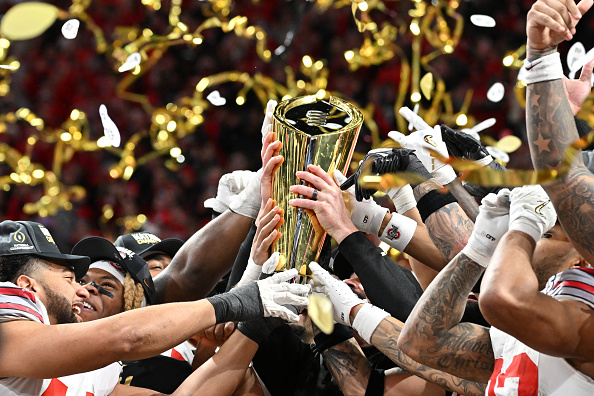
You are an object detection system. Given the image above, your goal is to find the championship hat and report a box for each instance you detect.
[0,220,90,279]
[72,236,156,304]
[114,232,183,259]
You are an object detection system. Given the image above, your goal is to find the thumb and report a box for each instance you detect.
[309,261,331,283]
[388,131,407,146]
[580,58,594,83]
[333,169,347,185]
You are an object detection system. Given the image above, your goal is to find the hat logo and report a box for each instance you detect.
[13,231,25,243]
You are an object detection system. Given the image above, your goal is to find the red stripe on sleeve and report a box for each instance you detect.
[0,287,36,302]
[0,302,44,322]
[555,280,594,295]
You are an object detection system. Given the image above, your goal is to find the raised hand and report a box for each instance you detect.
[508,185,557,242]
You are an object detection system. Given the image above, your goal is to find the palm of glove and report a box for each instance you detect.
[441,125,489,160]
[474,189,511,247]
[341,148,413,201]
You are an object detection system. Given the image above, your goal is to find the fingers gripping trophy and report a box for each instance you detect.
[271,96,363,277]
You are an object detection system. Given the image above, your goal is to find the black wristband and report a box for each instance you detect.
[365,369,385,396]
[314,323,354,354]
[206,282,263,323]
[416,190,458,222]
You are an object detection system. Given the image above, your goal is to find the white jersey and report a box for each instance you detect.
[486,268,594,396]
[161,341,194,363]
[0,282,121,396]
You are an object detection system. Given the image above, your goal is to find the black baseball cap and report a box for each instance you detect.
[72,236,156,304]
[0,220,90,279]
[114,232,183,259]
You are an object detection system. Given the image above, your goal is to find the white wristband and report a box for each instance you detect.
[379,212,417,251]
[475,155,493,167]
[523,52,564,85]
[237,257,263,286]
[432,164,457,185]
[351,304,389,344]
[388,184,416,214]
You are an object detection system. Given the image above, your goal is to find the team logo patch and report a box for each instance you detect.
[109,261,126,273]
[132,232,161,245]
[423,135,438,148]
[117,246,136,260]
[13,231,25,243]
[385,227,400,240]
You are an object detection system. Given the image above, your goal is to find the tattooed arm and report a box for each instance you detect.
[322,323,485,396]
[446,180,479,223]
[525,0,594,264]
[398,253,494,383]
[413,179,474,261]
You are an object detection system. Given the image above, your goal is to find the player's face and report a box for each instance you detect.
[36,262,89,324]
[144,254,172,278]
[532,223,581,289]
[344,274,367,301]
[78,268,124,322]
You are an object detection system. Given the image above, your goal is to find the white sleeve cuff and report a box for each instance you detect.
[237,257,263,286]
[351,304,389,343]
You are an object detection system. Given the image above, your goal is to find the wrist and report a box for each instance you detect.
[378,212,392,236]
[526,45,558,61]
[413,178,443,201]
[332,224,359,244]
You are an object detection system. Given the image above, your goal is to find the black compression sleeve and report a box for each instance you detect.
[226,222,258,292]
[338,232,423,323]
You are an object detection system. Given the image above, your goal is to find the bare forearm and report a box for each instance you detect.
[323,338,371,396]
[154,211,254,303]
[447,180,479,222]
[371,318,487,396]
[402,208,448,272]
[175,332,259,396]
[414,180,473,261]
[0,300,217,378]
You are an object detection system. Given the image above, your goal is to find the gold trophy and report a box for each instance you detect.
[271,95,363,275]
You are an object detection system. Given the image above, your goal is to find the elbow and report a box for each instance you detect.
[397,325,422,362]
[479,287,525,329]
[109,325,147,359]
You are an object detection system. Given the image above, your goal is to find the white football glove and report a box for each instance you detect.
[204,170,256,214]
[309,261,365,326]
[237,251,280,287]
[388,126,456,185]
[508,185,557,243]
[258,269,310,323]
[387,184,416,214]
[228,169,263,219]
[334,170,388,236]
[261,100,278,141]
[462,189,511,267]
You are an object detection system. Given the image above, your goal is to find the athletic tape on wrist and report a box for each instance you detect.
[237,257,263,286]
[351,304,389,344]
[523,52,564,85]
[379,212,417,251]
[432,164,457,185]
[416,190,458,222]
[388,184,416,214]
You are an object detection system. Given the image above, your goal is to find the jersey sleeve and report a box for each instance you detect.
[0,282,47,324]
[545,268,594,309]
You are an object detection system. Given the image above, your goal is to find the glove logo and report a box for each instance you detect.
[386,227,400,240]
[423,135,438,148]
[535,200,551,216]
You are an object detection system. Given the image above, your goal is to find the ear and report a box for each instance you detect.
[15,275,38,293]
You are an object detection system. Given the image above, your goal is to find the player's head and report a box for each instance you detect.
[72,236,155,322]
[532,222,589,289]
[0,221,90,324]
[114,232,183,277]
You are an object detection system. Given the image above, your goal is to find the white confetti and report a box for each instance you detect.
[61,19,80,40]
[567,42,586,71]
[0,65,16,70]
[462,118,496,141]
[99,105,121,147]
[487,82,505,103]
[486,146,509,164]
[206,90,226,106]
[118,52,142,73]
[470,15,496,28]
